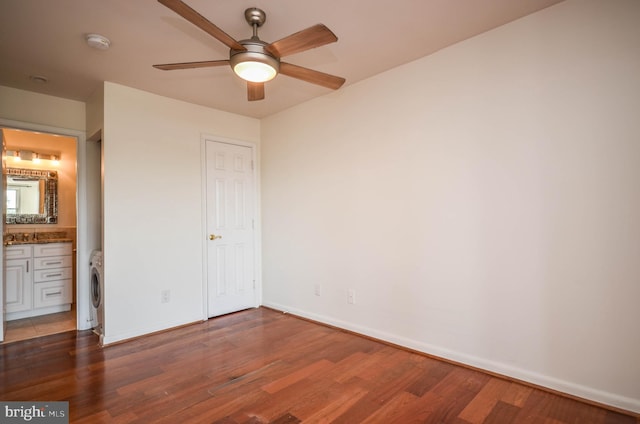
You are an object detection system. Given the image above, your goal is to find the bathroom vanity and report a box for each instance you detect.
[5,241,73,321]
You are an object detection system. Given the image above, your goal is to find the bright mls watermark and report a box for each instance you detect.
[1,402,68,423]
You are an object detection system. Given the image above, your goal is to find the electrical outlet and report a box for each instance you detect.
[347,289,356,304]
[314,284,321,296]
[161,289,170,303]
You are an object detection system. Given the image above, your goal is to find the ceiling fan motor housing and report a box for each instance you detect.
[230,39,281,82]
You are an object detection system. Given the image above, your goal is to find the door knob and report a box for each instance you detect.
[209,234,222,240]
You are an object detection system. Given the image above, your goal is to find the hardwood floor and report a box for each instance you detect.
[0,307,637,423]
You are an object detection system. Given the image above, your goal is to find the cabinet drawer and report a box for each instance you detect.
[34,255,72,270]
[34,267,73,283]
[33,243,72,257]
[6,245,32,259]
[33,280,72,308]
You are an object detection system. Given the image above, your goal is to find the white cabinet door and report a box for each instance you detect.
[6,258,32,313]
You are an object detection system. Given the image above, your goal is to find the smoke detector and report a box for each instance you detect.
[86,34,111,50]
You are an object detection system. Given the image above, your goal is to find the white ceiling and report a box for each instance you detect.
[0,0,564,119]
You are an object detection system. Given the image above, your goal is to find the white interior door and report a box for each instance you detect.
[205,140,257,317]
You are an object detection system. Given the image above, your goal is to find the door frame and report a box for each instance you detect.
[200,134,261,320]
[0,117,90,339]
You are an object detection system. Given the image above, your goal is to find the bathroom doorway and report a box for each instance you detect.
[0,120,91,344]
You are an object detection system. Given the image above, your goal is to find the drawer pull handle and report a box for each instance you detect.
[45,273,63,278]
[44,261,62,266]
[45,291,62,297]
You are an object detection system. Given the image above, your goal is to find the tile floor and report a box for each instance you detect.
[2,309,76,344]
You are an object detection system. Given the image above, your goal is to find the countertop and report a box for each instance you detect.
[4,239,73,247]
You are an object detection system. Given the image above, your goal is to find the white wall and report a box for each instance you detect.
[101,82,260,344]
[86,86,104,141]
[0,86,85,131]
[261,0,640,413]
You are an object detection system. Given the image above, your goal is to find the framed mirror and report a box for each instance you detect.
[5,168,58,224]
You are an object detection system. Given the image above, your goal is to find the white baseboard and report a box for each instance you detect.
[263,301,640,415]
[101,315,202,346]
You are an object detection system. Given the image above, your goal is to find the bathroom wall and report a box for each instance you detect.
[3,128,77,230]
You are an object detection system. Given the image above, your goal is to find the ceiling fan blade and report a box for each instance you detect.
[158,0,245,51]
[279,62,345,90]
[153,60,230,70]
[268,24,338,57]
[247,82,265,101]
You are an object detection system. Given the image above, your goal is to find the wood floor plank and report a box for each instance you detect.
[483,400,522,423]
[320,384,385,424]
[360,390,421,423]
[425,386,479,423]
[321,351,369,383]
[270,413,301,424]
[353,347,410,382]
[405,359,457,397]
[457,377,511,423]
[365,359,427,405]
[382,390,448,423]
[302,382,369,423]
[501,381,534,407]
[268,377,349,421]
[1,307,637,423]
[261,359,333,394]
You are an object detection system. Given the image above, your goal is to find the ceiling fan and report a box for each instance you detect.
[153,0,346,101]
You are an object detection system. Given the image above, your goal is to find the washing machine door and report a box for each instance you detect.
[91,267,102,309]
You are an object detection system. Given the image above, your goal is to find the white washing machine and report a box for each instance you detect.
[89,250,104,336]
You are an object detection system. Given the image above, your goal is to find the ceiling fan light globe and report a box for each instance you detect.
[230,39,280,83]
[233,61,277,83]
